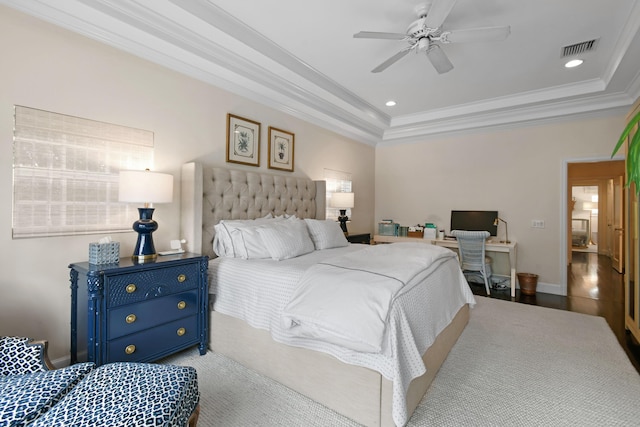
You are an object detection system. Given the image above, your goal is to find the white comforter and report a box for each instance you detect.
[281,243,458,353]
[210,243,475,426]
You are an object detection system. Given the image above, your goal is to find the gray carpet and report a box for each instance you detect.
[162,297,640,426]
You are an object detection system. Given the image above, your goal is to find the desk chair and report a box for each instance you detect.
[451,230,493,295]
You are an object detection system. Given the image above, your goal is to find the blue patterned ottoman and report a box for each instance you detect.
[1,336,95,427]
[30,362,200,427]
[0,362,95,427]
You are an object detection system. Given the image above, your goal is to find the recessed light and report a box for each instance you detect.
[385,100,397,107]
[565,59,584,68]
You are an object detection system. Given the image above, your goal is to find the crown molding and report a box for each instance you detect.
[3,0,385,143]
[390,79,607,127]
[381,92,633,144]
[2,0,639,147]
[602,0,640,85]
[168,0,390,126]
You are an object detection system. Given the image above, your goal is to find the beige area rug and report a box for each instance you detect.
[162,297,640,426]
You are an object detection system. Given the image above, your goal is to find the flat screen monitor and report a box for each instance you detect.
[450,210,498,236]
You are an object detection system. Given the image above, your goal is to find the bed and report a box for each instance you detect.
[180,162,474,427]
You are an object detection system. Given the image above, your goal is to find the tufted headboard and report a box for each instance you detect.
[180,162,326,260]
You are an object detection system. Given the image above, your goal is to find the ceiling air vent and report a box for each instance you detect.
[561,39,599,57]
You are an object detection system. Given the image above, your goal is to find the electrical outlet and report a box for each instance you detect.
[531,220,545,228]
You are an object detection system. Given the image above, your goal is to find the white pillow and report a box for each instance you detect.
[304,219,349,250]
[257,219,315,260]
[213,215,282,258]
[227,225,270,259]
[213,222,237,257]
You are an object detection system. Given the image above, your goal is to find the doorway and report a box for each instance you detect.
[567,160,625,299]
[571,185,598,253]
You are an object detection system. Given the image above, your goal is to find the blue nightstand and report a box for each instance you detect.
[69,253,208,366]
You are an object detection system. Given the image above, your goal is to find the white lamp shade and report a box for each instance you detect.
[330,192,354,209]
[119,170,174,204]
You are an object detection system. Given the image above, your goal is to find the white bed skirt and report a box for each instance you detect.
[209,304,470,427]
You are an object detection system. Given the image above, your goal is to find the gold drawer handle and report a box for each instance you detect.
[177,301,186,310]
[125,314,137,324]
[125,344,136,355]
[177,274,186,283]
[126,284,137,293]
[176,327,186,336]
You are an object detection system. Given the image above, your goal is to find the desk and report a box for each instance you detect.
[373,235,518,297]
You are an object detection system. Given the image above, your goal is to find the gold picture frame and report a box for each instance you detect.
[268,127,295,172]
[226,114,261,167]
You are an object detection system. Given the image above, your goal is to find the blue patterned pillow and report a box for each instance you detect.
[0,362,95,427]
[0,336,48,376]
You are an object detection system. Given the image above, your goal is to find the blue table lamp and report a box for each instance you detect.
[119,169,174,262]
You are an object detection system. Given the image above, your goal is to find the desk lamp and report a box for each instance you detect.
[493,217,510,244]
[330,192,354,235]
[119,169,174,262]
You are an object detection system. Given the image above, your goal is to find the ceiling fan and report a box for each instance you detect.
[353,0,510,74]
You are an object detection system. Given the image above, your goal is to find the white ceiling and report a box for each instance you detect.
[4,0,640,146]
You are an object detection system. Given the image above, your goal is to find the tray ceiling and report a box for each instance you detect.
[3,0,640,145]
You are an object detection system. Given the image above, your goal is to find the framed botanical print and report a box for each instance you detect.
[226,114,260,167]
[268,127,294,172]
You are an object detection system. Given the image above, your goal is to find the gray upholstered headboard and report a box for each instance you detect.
[180,162,326,260]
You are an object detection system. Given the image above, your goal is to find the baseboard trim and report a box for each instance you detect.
[535,282,563,295]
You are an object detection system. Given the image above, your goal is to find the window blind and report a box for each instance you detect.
[323,168,353,220]
[12,106,154,238]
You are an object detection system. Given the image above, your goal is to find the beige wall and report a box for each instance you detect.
[1,4,630,364]
[0,6,375,363]
[375,116,626,294]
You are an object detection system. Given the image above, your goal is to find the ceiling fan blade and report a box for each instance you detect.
[424,0,458,29]
[354,31,408,40]
[371,46,414,73]
[444,26,511,43]
[426,44,454,74]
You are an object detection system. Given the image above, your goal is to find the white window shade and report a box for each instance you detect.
[324,168,352,220]
[12,106,154,238]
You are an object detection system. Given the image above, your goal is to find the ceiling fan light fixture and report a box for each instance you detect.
[565,59,584,68]
[417,37,430,51]
[354,0,510,75]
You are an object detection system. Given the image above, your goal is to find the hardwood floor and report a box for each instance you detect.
[469,251,640,374]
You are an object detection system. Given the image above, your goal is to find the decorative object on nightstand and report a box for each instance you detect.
[119,169,174,262]
[158,239,186,256]
[493,217,510,243]
[330,192,354,234]
[88,238,120,265]
[69,253,209,366]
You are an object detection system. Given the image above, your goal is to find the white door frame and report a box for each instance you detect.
[562,155,625,296]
